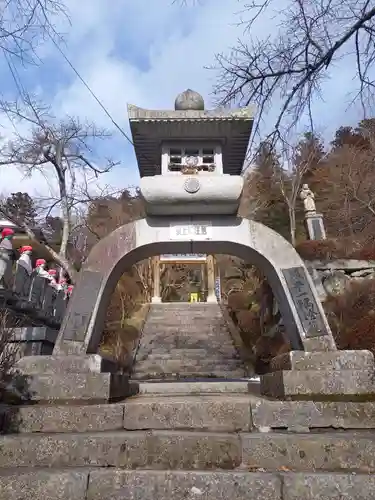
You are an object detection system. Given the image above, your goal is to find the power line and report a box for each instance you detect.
[46,34,157,167]
[3,21,157,168]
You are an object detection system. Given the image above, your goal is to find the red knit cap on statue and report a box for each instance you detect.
[1,228,14,238]
[36,259,46,267]
[20,245,32,253]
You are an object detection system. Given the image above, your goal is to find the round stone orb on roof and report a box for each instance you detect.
[174,89,205,111]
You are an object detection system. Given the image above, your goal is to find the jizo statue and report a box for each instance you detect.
[0,228,15,289]
[35,258,49,277]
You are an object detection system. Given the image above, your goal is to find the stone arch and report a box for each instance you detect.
[54,216,336,355]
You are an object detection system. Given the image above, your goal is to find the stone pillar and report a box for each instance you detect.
[200,263,206,302]
[151,256,161,303]
[206,255,216,303]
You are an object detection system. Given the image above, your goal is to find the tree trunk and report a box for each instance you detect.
[288,205,296,247]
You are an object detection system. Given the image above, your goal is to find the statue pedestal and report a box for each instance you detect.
[305,212,326,240]
[151,295,162,303]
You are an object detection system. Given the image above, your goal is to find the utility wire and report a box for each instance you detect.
[46,33,157,167]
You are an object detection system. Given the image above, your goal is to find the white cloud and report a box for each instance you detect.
[0,0,369,201]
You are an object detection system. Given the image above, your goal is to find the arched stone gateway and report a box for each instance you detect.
[54,216,336,356]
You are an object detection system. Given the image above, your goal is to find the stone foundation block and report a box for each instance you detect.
[123,395,252,431]
[16,354,120,374]
[16,373,136,403]
[8,326,58,356]
[260,369,375,398]
[137,381,251,395]
[251,399,375,429]
[2,403,125,433]
[241,432,375,471]
[270,350,374,371]
[86,470,281,500]
[0,470,88,500]
[0,430,241,469]
[283,472,375,499]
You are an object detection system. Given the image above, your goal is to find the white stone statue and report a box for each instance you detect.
[47,269,58,289]
[17,245,33,275]
[300,184,316,213]
[14,245,33,297]
[0,228,15,289]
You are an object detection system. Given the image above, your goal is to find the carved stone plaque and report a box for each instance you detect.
[311,218,324,240]
[62,270,103,342]
[282,266,328,338]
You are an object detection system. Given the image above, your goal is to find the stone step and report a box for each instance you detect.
[2,395,253,434]
[133,360,243,370]
[122,395,252,431]
[1,469,374,500]
[1,430,375,472]
[6,395,375,436]
[138,341,235,349]
[138,347,238,356]
[146,314,224,320]
[144,322,228,328]
[140,337,234,345]
[142,353,240,361]
[6,396,375,435]
[137,380,254,395]
[132,369,246,380]
[132,372,247,381]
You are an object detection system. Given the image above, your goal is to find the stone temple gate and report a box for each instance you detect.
[5,90,375,500]
[54,217,335,356]
[53,89,335,357]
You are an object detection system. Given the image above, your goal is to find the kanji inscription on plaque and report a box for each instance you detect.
[282,266,328,338]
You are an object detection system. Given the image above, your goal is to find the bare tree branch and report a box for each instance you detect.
[0,97,119,279]
[213,0,375,143]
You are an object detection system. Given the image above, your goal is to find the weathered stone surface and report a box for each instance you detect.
[309,259,375,270]
[0,470,88,500]
[24,373,135,403]
[0,430,241,469]
[270,350,374,371]
[261,370,375,398]
[132,303,247,380]
[7,403,125,433]
[137,381,251,395]
[251,400,375,429]
[123,395,252,431]
[302,337,334,352]
[242,432,375,471]
[16,354,118,374]
[87,470,281,500]
[283,473,375,499]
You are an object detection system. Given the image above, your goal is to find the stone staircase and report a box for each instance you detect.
[1,380,375,499]
[131,303,247,380]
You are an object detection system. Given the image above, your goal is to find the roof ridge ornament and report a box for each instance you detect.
[175,89,205,111]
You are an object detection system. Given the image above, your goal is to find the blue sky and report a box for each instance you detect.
[0,0,369,199]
